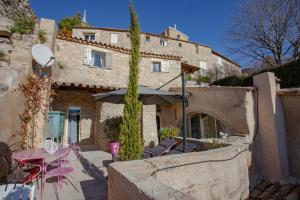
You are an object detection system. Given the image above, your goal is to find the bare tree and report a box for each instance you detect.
[228,0,300,67]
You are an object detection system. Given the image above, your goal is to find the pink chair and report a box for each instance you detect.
[44,149,77,199]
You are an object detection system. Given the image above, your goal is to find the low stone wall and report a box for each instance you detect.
[278,89,300,180]
[108,136,250,200]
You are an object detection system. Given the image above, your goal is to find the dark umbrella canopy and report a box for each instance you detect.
[93,86,182,105]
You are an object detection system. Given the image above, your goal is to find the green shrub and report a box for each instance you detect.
[197,76,210,84]
[212,75,253,87]
[105,116,123,141]
[38,30,47,43]
[185,74,193,81]
[212,59,300,88]
[58,13,82,32]
[10,16,35,34]
[158,127,179,141]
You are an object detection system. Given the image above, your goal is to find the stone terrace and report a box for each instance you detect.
[35,146,112,200]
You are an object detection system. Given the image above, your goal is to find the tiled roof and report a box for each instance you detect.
[56,33,182,61]
[52,81,119,91]
[73,26,209,48]
[248,180,300,200]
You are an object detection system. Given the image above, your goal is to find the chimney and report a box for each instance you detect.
[174,24,177,30]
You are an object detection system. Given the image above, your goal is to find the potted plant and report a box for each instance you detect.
[105,116,123,159]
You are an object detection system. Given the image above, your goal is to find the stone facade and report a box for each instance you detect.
[0,0,34,20]
[0,19,39,144]
[54,39,182,89]
[72,26,240,78]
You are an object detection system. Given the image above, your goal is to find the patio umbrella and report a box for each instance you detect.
[93,85,182,105]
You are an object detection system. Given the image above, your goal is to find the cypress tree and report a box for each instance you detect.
[118,3,142,160]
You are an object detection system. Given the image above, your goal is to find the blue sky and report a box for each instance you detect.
[29,0,244,66]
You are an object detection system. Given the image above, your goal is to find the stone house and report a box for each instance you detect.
[49,23,240,149]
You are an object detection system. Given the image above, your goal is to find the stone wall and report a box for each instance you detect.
[0,0,34,20]
[50,91,158,148]
[50,89,96,145]
[0,19,39,144]
[278,89,300,180]
[72,28,240,75]
[108,137,250,200]
[160,86,256,137]
[54,39,181,89]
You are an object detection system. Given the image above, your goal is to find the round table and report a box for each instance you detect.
[12,147,70,200]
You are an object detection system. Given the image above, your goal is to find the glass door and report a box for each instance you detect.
[68,107,80,144]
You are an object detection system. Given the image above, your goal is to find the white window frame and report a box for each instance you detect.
[199,61,208,76]
[91,50,106,68]
[84,33,95,41]
[110,34,118,44]
[160,39,167,46]
[152,61,162,72]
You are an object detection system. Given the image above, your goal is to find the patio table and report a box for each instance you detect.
[12,147,70,200]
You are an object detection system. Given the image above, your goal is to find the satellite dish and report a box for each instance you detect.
[32,44,55,67]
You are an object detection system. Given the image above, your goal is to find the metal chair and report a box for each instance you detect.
[44,148,78,199]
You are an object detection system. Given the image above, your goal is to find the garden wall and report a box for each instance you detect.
[278,89,300,180]
[108,137,250,200]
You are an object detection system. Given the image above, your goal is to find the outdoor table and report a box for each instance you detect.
[11,147,69,200]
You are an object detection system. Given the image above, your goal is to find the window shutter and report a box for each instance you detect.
[161,61,170,72]
[199,61,207,70]
[83,47,91,65]
[111,34,118,44]
[105,52,112,69]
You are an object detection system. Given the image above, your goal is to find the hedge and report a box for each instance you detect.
[212,60,300,88]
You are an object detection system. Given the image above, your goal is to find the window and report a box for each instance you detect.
[84,33,95,41]
[199,61,208,76]
[160,39,167,46]
[218,57,223,65]
[110,34,118,44]
[178,42,182,47]
[152,61,161,72]
[126,34,130,38]
[195,45,199,54]
[177,35,180,39]
[83,48,112,69]
[91,51,106,68]
[145,35,150,42]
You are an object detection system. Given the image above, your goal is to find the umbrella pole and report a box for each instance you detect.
[181,71,187,153]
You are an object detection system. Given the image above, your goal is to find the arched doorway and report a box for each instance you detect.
[188,113,233,139]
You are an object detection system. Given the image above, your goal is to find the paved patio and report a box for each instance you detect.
[36,146,112,200]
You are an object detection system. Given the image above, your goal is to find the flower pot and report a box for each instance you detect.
[108,141,120,159]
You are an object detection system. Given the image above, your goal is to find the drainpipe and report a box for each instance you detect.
[181,71,187,153]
